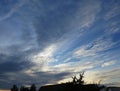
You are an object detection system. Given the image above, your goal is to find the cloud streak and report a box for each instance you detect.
[0,0,28,22]
[74,38,115,58]
[101,61,116,67]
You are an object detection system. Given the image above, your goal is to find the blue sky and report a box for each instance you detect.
[0,0,120,90]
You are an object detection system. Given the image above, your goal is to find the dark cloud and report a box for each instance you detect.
[22,71,71,88]
[0,60,33,74]
[0,52,34,73]
[0,70,71,89]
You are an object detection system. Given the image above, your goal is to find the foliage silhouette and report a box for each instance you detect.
[20,86,29,91]
[30,84,36,91]
[71,71,84,85]
[11,85,18,91]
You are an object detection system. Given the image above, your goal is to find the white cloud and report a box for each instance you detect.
[29,44,58,72]
[82,68,120,86]
[49,60,102,74]
[31,44,57,63]
[74,47,94,57]
[84,70,100,83]
[74,38,115,58]
[101,61,116,67]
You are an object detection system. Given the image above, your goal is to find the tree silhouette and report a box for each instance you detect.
[30,84,36,91]
[77,71,84,85]
[20,86,29,91]
[72,75,77,85]
[71,71,85,85]
[11,84,18,91]
[20,86,24,91]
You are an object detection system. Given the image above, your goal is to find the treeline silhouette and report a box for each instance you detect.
[11,84,36,91]
[11,72,105,91]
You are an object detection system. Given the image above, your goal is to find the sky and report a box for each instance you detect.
[0,0,120,90]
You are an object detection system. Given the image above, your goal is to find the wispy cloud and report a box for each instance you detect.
[0,0,28,22]
[95,68,120,86]
[104,2,120,20]
[29,44,58,72]
[74,38,115,58]
[33,0,101,49]
[101,61,116,67]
